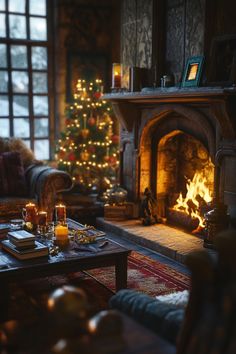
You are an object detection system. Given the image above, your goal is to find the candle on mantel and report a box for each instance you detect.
[55,224,69,246]
[112,63,122,88]
[23,202,38,224]
[55,204,66,223]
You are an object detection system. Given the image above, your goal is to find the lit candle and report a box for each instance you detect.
[114,72,121,88]
[112,63,122,88]
[55,204,66,223]
[23,202,38,224]
[55,224,69,246]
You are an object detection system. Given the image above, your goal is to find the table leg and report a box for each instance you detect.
[115,255,128,291]
[0,282,9,322]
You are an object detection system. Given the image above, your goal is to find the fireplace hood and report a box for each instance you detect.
[103,87,236,225]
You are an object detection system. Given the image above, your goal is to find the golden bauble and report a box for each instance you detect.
[47,285,89,321]
[88,310,123,336]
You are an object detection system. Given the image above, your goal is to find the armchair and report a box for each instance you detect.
[0,138,73,221]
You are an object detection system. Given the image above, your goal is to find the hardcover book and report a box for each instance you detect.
[7,229,36,243]
[2,240,48,260]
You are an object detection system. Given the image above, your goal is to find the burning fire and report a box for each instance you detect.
[173,171,213,228]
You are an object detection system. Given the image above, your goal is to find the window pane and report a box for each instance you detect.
[0,95,9,116]
[33,95,48,115]
[9,15,26,39]
[11,45,27,68]
[30,17,47,40]
[0,44,7,67]
[0,71,8,92]
[35,118,48,137]
[24,139,30,149]
[0,14,6,37]
[0,119,9,137]
[9,0,26,13]
[12,71,29,92]
[13,118,29,137]
[0,0,5,11]
[13,95,29,116]
[31,46,47,69]
[33,72,47,93]
[35,139,49,160]
[29,0,46,16]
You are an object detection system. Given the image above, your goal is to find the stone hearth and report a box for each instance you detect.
[97,217,208,264]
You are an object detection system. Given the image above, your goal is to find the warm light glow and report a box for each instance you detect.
[173,170,213,227]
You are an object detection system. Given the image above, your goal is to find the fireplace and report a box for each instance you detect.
[103,87,236,230]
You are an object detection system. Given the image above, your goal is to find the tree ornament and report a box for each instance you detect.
[111,134,119,144]
[88,145,96,153]
[80,151,90,161]
[103,112,112,123]
[80,128,90,139]
[94,91,102,99]
[104,155,110,162]
[68,152,76,161]
[109,155,117,166]
[88,117,96,126]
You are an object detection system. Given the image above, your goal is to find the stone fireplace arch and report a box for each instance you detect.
[139,105,216,197]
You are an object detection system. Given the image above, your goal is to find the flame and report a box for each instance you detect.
[173,171,213,228]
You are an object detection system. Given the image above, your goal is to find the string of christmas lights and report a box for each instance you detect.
[55,79,119,193]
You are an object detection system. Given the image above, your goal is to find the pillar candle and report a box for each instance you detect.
[24,202,37,224]
[55,204,66,223]
[55,224,69,247]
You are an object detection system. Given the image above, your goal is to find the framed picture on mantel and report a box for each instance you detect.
[181,56,204,88]
[207,34,236,87]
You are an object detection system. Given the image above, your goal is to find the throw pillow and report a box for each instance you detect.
[0,151,27,197]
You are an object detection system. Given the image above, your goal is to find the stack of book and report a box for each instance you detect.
[1,229,48,260]
[0,223,10,240]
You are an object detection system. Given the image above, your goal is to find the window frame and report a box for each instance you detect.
[0,0,55,160]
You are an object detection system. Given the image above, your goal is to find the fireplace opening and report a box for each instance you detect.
[155,130,214,232]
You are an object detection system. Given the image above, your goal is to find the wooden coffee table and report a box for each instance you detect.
[0,236,131,321]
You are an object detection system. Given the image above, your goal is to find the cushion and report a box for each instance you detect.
[0,151,27,197]
[0,138,38,168]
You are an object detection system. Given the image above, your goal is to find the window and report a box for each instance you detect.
[0,0,52,160]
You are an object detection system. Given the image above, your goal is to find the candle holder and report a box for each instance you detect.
[55,204,66,224]
[37,211,48,235]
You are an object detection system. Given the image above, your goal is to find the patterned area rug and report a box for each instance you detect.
[8,251,190,321]
[87,251,190,296]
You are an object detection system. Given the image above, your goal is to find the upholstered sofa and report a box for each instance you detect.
[0,138,73,221]
[110,229,236,354]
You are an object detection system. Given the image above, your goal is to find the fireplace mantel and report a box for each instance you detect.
[103,87,236,137]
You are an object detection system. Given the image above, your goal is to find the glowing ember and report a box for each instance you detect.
[173,171,213,228]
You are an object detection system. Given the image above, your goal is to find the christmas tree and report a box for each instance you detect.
[55,79,119,194]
